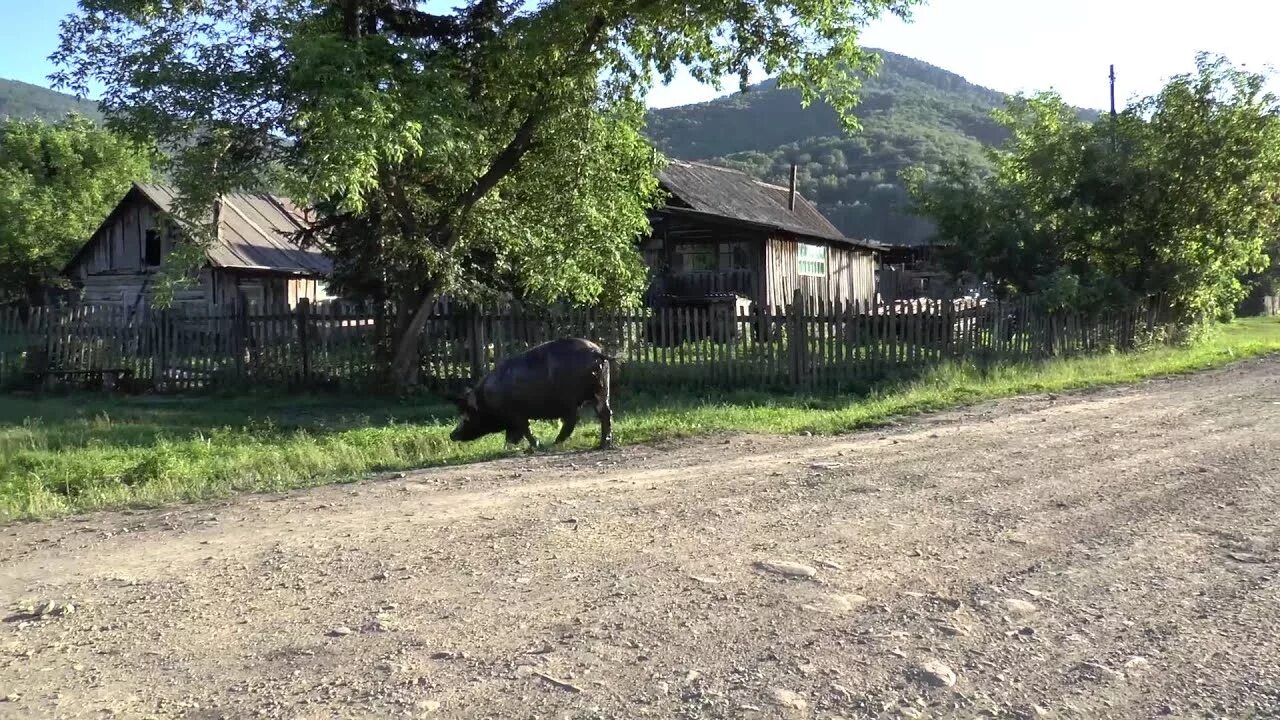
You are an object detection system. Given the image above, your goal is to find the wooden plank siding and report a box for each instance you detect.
[643,228,877,311]
[65,189,331,311]
[209,271,332,309]
[644,217,768,306]
[764,236,876,309]
[79,269,210,308]
[71,194,171,279]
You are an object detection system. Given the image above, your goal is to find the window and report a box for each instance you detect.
[674,241,754,273]
[719,241,753,271]
[239,286,264,309]
[144,229,162,267]
[674,243,717,273]
[797,243,827,277]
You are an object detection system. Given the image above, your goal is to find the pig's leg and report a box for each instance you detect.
[518,420,540,451]
[553,415,578,445]
[504,427,523,448]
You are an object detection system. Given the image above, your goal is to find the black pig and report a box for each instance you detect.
[448,338,617,450]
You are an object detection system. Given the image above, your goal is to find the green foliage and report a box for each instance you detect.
[0,78,102,123]
[907,54,1280,324]
[3,317,1277,520]
[645,50,1101,245]
[54,0,922,384]
[282,26,662,310]
[0,114,157,304]
[466,100,660,309]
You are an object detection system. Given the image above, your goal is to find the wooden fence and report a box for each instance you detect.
[0,292,1168,395]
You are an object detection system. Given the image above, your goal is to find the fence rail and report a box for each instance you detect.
[0,292,1168,395]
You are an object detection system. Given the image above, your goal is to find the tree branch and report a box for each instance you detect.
[373,3,461,41]
[292,210,353,249]
[427,12,612,244]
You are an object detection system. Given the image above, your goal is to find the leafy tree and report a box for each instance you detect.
[0,114,156,305]
[54,0,922,386]
[905,53,1280,325]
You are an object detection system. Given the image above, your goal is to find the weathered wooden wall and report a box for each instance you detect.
[79,269,212,308]
[67,192,186,307]
[764,236,876,309]
[642,218,767,306]
[209,272,331,309]
[66,192,332,310]
[70,194,176,278]
[644,217,877,310]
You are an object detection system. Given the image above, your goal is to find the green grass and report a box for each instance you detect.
[2,317,1278,522]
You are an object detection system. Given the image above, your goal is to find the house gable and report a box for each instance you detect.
[62,183,336,309]
[64,183,333,281]
[64,185,179,281]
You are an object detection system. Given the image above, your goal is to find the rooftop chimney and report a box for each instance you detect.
[788,163,797,211]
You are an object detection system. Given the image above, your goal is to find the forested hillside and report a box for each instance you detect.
[646,50,1101,246]
[0,78,100,122]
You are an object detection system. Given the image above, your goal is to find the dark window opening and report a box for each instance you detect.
[719,241,753,271]
[673,243,717,273]
[144,229,162,267]
[674,241,754,274]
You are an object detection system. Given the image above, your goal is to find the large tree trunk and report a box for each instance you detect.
[389,286,439,390]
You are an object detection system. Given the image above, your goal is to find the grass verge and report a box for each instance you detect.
[2,317,1277,521]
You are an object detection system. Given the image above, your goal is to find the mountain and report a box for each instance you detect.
[0,78,101,123]
[645,50,1101,247]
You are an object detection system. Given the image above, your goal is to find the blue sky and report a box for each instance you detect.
[3,0,1278,112]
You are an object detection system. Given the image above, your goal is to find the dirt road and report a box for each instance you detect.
[2,358,1279,720]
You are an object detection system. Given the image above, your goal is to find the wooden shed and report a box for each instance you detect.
[643,160,882,310]
[62,183,333,310]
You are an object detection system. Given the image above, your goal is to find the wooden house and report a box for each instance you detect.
[643,160,882,310]
[62,183,333,310]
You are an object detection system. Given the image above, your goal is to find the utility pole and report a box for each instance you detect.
[1108,64,1118,152]
[1109,64,1117,118]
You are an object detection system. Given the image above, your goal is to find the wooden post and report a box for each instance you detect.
[1047,312,1057,357]
[788,288,805,388]
[233,293,249,383]
[42,305,55,377]
[296,297,311,385]
[468,303,485,382]
[152,308,168,390]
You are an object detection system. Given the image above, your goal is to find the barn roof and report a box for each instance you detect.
[655,160,880,250]
[132,183,332,275]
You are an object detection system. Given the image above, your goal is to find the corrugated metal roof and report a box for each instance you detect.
[135,183,331,275]
[656,161,876,249]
